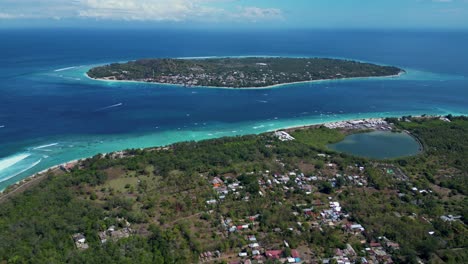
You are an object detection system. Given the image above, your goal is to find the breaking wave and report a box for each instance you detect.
[33,143,59,150]
[0,159,42,183]
[0,153,31,172]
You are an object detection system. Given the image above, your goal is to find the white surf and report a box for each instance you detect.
[0,159,42,183]
[0,153,31,172]
[33,143,59,150]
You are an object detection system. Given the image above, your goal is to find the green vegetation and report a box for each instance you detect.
[87,57,404,88]
[0,116,466,263]
[292,126,346,149]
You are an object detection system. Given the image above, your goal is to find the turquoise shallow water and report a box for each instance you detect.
[1,29,467,191]
[328,131,422,159]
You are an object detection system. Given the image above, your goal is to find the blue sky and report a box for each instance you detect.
[0,0,467,29]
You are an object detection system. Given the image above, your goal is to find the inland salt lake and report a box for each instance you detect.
[328,131,422,159]
[1,29,468,190]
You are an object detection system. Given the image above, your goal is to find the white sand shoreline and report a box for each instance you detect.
[1,114,451,196]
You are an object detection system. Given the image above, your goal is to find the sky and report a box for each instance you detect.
[0,0,467,29]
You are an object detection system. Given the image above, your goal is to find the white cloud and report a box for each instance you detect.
[78,0,222,21]
[0,0,283,23]
[0,13,16,19]
[233,6,283,22]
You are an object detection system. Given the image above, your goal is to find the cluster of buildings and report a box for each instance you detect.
[362,240,399,264]
[440,214,462,222]
[200,150,410,264]
[274,131,296,141]
[98,223,132,244]
[209,176,246,203]
[324,119,391,130]
[72,218,132,250]
[201,170,365,263]
[199,250,222,262]
[148,66,308,87]
[235,241,303,263]
[105,60,330,88]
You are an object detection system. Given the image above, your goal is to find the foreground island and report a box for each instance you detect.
[0,115,466,263]
[87,57,404,88]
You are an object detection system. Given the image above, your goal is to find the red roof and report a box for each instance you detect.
[65,163,75,170]
[291,249,300,258]
[370,242,381,247]
[266,250,283,259]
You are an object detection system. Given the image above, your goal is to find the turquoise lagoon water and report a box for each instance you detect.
[0,29,467,190]
[328,131,422,159]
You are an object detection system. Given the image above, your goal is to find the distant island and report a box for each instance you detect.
[87,57,405,88]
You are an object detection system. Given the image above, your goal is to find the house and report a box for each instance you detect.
[386,242,400,250]
[248,214,261,221]
[301,184,313,192]
[72,233,89,250]
[440,215,462,222]
[346,244,356,256]
[370,242,381,248]
[206,199,217,205]
[98,225,132,244]
[274,131,295,141]
[266,250,283,259]
[212,177,224,187]
[347,223,365,233]
[61,162,77,172]
[238,252,248,257]
[249,243,260,248]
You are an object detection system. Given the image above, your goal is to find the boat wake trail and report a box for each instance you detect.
[0,159,42,183]
[54,66,77,72]
[95,103,123,112]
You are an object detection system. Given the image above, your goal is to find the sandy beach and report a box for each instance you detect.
[0,114,423,198]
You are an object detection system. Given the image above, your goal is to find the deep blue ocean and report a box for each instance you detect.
[0,29,467,190]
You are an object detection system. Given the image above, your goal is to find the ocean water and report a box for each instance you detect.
[0,29,467,190]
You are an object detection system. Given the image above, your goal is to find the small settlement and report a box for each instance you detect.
[54,116,459,264]
[203,162,403,264]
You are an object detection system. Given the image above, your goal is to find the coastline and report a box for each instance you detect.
[403,129,425,153]
[0,159,81,201]
[0,114,445,197]
[84,71,406,90]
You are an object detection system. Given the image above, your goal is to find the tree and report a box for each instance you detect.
[319,182,333,194]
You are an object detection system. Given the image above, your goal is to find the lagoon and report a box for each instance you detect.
[328,131,422,159]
